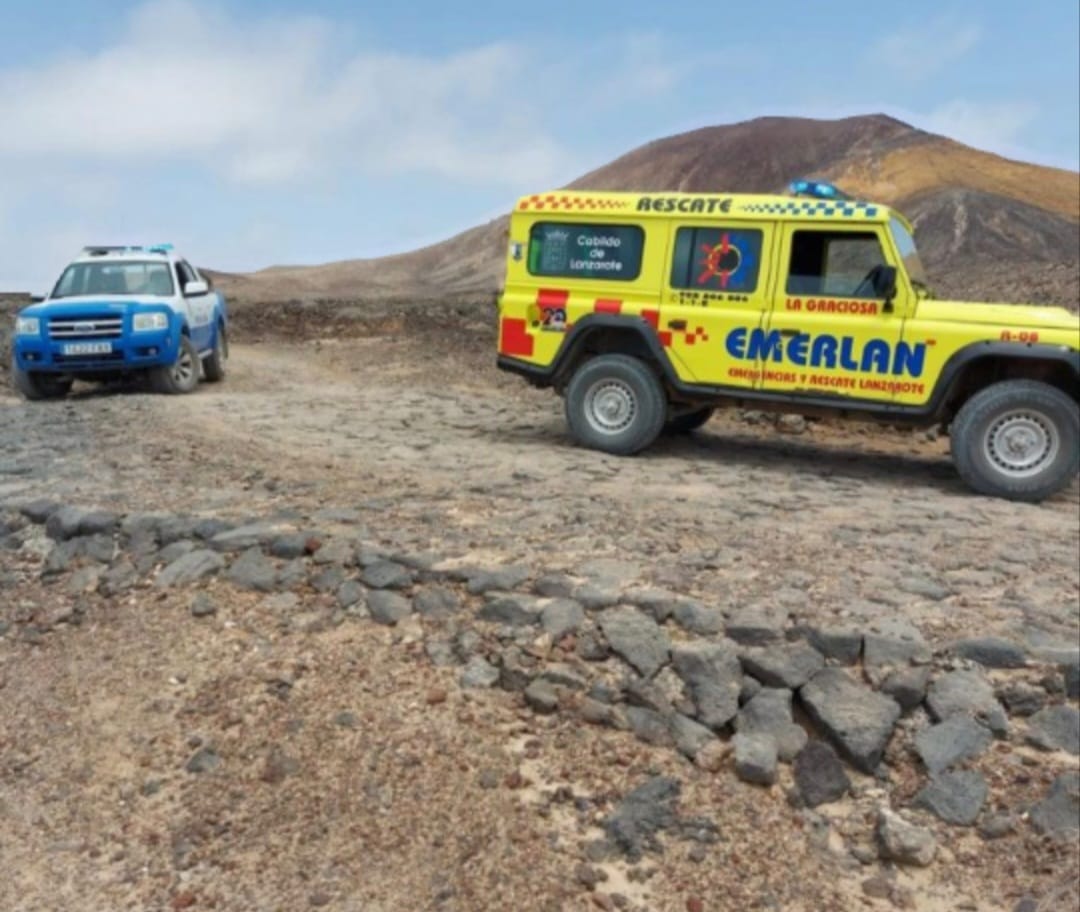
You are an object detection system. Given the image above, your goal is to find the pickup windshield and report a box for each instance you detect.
[51,261,175,299]
[888,216,929,291]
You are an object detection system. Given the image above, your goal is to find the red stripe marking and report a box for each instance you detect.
[537,289,569,308]
[593,299,623,314]
[639,309,672,347]
[499,318,534,357]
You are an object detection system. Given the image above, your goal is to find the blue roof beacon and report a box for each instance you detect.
[789,179,852,201]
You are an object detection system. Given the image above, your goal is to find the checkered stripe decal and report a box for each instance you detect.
[518,194,630,212]
[683,326,709,346]
[739,200,879,217]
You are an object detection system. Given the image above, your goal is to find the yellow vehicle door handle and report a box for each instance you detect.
[668,319,687,330]
[777,328,800,337]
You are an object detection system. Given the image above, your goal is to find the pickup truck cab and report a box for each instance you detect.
[496,181,1080,502]
[11,244,228,399]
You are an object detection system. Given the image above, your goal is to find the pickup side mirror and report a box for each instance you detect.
[873,265,898,302]
[183,280,209,297]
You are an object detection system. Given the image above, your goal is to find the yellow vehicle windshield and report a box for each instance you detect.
[888,215,929,292]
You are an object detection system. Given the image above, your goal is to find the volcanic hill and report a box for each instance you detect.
[212,114,1080,311]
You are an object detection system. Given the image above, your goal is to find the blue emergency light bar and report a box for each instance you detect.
[789,179,851,201]
[82,244,174,256]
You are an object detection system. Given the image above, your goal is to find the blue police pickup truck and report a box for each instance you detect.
[11,244,228,399]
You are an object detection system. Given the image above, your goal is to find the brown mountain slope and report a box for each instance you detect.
[906,188,1079,305]
[905,187,1080,264]
[212,220,507,303]
[214,114,1079,310]
[569,116,1078,221]
[565,115,928,195]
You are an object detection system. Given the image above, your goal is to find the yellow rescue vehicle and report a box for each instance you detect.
[496,180,1080,501]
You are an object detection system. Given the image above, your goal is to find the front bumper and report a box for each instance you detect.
[13,329,180,374]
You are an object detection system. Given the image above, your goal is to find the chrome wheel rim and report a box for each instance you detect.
[584,379,637,435]
[984,410,1058,478]
[172,347,196,386]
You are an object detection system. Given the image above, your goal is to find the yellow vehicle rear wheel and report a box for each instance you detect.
[950,380,1079,502]
[564,354,667,456]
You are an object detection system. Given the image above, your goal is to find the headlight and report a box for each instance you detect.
[132,312,169,332]
[15,316,40,336]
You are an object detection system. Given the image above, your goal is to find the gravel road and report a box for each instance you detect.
[2,333,1077,651]
[1,330,1077,912]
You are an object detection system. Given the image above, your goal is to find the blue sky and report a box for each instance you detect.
[1,0,1077,291]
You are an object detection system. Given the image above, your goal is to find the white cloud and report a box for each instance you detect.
[0,3,729,288]
[0,0,571,187]
[871,16,981,81]
[920,99,1039,155]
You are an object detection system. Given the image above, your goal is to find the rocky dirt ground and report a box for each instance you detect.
[1,326,1078,912]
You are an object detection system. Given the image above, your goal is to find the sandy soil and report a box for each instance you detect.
[0,329,1077,912]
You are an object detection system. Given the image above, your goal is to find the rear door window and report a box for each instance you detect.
[670,227,764,293]
[527,222,644,281]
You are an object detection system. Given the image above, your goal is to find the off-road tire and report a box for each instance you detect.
[202,326,228,383]
[12,363,73,401]
[564,354,667,456]
[665,407,714,435]
[950,380,1079,502]
[151,336,200,395]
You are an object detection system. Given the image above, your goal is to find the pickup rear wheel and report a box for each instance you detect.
[12,363,72,401]
[565,354,666,455]
[202,326,227,382]
[151,336,200,395]
[950,380,1079,502]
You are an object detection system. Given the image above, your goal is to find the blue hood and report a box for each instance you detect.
[20,299,164,317]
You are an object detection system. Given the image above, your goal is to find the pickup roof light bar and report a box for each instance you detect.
[82,244,174,256]
[788,179,852,201]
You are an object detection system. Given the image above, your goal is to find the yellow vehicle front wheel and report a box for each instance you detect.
[950,380,1079,502]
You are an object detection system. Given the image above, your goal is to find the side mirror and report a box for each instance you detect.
[30,294,45,304]
[184,280,209,297]
[873,265,897,301]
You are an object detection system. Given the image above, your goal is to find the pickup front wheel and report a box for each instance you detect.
[151,336,200,395]
[950,380,1079,502]
[565,355,667,455]
[12,363,73,401]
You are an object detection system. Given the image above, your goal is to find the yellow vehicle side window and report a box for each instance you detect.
[670,227,764,293]
[527,222,644,281]
[786,230,886,298]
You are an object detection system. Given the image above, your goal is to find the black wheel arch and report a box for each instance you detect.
[931,342,1080,424]
[538,314,678,390]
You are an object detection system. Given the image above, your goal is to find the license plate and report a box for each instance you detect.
[62,342,112,356]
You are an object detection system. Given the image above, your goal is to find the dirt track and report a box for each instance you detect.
[3,333,1078,646]
[1,331,1078,912]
